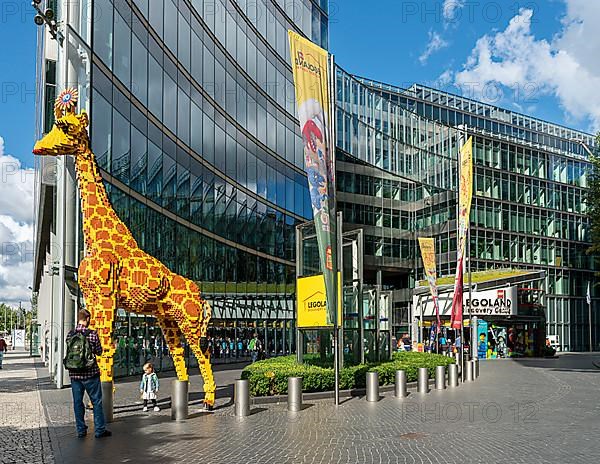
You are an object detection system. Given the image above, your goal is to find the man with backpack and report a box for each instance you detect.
[64,309,111,438]
[248,333,262,363]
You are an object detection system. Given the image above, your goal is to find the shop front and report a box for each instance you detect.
[413,284,546,357]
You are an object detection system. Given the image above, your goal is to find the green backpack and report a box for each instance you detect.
[63,331,96,371]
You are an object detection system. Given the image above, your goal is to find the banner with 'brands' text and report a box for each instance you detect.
[418,237,441,332]
[289,31,338,326]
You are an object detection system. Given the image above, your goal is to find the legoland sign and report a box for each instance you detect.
[465,287,517,316]
[415,286,518,317]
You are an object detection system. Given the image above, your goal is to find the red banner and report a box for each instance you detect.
[450,256,464,329]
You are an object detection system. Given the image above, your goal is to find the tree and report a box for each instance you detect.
[0,303,18,334]
[587,132,600,266]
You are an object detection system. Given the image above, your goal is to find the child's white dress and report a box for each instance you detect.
[141,372,158,400]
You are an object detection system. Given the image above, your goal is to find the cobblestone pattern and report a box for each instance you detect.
[36,354,600,464]
[0,351,54,464]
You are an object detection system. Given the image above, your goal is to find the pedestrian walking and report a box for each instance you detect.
[64,309,111,439]
[140,362,160,412]
[0,335,7,369]
[248,333,262,363]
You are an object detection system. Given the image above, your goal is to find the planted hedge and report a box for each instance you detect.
[240,352,454,396]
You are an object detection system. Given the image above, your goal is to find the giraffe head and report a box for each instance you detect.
[33,88,90,157]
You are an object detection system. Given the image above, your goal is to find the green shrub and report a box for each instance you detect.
[242,353,454,396]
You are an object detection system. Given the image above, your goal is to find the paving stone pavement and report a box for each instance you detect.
[0,349,54,464]
[5,351,600,463]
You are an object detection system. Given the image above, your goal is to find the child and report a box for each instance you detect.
[140,362,160,412]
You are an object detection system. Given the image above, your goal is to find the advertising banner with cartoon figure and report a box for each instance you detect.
[289,31,338,326]
[477,319,488,359]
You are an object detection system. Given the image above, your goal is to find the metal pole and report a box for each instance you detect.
[288,377,303,412]
[589,298,593,353]
[234,379,250,417]
[101,381,114,423]
[465,360,474,382]
[295,225,302,364]
[329,55,340,407]
[417,367,429,393]
[435,365,446,390]
[468,227,473,360]
[366,371,379,402]
[395,370,407,398]
[472,316,478,360]
[456,126,468,380]
[448,363,459,387]
[171,380,189,420]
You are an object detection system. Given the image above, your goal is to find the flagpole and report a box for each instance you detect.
[457,126,465,380]
[588,282,593,353]
[329,53,340,406]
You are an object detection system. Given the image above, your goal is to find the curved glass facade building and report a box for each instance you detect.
[34,1,597,384]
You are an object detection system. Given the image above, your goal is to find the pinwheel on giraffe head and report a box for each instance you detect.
[33,88,90,157]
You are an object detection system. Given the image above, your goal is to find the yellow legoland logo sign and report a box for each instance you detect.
[297,274,341,328]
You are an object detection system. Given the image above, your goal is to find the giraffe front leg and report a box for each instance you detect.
[156,316,188,381]
[83,290,116,382]
[92,297,117,383]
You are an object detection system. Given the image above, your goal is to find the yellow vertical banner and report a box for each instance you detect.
[288,31,338,326]
[418,237,441,330]
[450,136,473,329]
[459,136,473,232]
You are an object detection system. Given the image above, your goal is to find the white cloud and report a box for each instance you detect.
[454,3,600,132]
[419,30,449,65]
[0,136,34,308]
[443,0,465,21]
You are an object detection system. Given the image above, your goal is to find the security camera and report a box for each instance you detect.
[32,0,42,4]
[34,14,45,26]
[44,8,54,20]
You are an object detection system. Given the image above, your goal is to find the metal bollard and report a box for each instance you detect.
[288,377,303,412]
[171,380,189,421]
[366,372,379,402]
[435,365,446,390]
[448,363,459,387]
[101,381,114,423]
[395,370,407,398]
[234,379,250,417]
[474,359,480,378]
[417,367,429,393]
[465,361,474,382]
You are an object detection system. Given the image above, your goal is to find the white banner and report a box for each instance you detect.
[414,287,518,318]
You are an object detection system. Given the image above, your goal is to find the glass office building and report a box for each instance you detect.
[336,75,597,352]
[34,0,328,381]
[34,1,596,385]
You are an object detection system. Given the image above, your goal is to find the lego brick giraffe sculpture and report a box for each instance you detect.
[33,89,216,409]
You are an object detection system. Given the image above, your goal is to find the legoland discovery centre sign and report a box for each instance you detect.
[415,286,518,317]
[296,273,342,328]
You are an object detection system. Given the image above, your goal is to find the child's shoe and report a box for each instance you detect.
[143,406,148,412]
[153,406,160,412]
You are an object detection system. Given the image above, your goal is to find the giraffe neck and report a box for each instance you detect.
[75,149,134,251]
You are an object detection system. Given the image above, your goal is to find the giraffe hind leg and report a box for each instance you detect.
[156,313,189,381]
[174,298,216,409]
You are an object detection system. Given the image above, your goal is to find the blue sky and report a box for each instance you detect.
[1,0,600,170]
[329,0,600,136]
[0,1,37,168]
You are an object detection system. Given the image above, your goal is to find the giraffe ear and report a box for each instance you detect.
[78,111,89,128]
